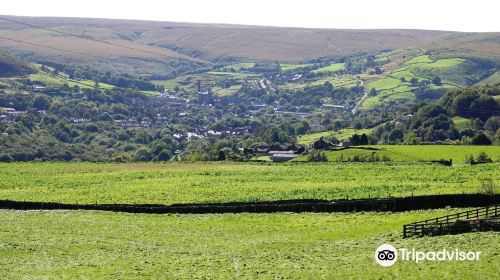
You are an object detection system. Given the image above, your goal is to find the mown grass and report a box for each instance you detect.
[0,209,498,279]
[0,161,498,205]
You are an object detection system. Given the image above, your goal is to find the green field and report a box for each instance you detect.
[0,209,498,279]
[453,116,472,132]
[221,62,256,71]
[212,84,242,96]
[0,161,498,205]
[361,53,491,108]
[294,145,500,164]
[28,72,115,90]
[311,63,345,74]
[281,63,314,72]
[404,55,433,65]
[297,128,372,145]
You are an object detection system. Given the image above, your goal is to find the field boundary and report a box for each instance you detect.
[0,194,498,214]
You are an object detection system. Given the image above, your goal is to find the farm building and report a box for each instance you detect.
[338,140,353,148]
[271,153,298,162]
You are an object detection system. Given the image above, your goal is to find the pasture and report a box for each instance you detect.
[280,63,313,72]
[0,209,498,278]
[0,161,497,205]
[294,145,500,164]
[360,53,490,108]
[311,63,345,74]
[297,128,372,145]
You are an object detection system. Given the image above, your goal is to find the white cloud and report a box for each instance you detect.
[1,0,499,32]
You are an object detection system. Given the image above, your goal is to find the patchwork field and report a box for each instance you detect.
[0,209,498,279]
[0,161,498,205]
[361,53,495,109]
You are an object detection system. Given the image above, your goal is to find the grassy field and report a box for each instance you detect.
[0,209,498,279]
[311,63,345,74]
[221,62,256,71]
[360,53,493,109]
[281,76,358,91]
[297,128,372,145]
[452,116,472,132]
[28,72,115,90]
[294,145,500,164]
[0,161,498,205]
[404,54,433,65]
[212,84,241,96]
[280,63,313,72]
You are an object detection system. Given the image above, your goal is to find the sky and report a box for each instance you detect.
[1,0,499,32]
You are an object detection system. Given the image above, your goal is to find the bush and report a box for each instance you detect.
[476,152,492,163]
[0,154,12,162]
[307,151,328,162]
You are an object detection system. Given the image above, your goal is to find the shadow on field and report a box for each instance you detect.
[0,194,499,214]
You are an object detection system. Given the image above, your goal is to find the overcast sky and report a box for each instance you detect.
[1,0,499,32]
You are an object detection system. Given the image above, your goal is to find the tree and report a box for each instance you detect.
[410,78,418,85]
[359,133,369,145]
[388,129,404,143]
[134,148,153,161]
[33,95,51,110]
[350,134,361,145]
[369,88,377,96]
[156,150,171,161]
[217,150,226,161]
[471,131,492,145]
[403,131,418,145]
[432,76,442,86]
[484,116,500,133]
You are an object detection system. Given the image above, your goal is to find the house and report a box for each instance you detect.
[321,104,346,110]
[33,85,47,92]
[268,150,296,155]
[312,137,335,150]
[271,153,299,162]
[253,145,269,155]
[338,140,353,148]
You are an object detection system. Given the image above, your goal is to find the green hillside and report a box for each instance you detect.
[362,53,498,109]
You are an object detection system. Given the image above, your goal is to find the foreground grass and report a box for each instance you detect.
[0,209,497,279]
[0,162,498,205]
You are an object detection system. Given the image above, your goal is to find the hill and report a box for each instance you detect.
[1,15,499,78]
[0,50,35,77]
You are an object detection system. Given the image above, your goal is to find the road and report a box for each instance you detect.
[351,76,367,114]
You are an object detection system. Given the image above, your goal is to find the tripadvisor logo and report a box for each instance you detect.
[375,244,481,267]
[375,244,397,267]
